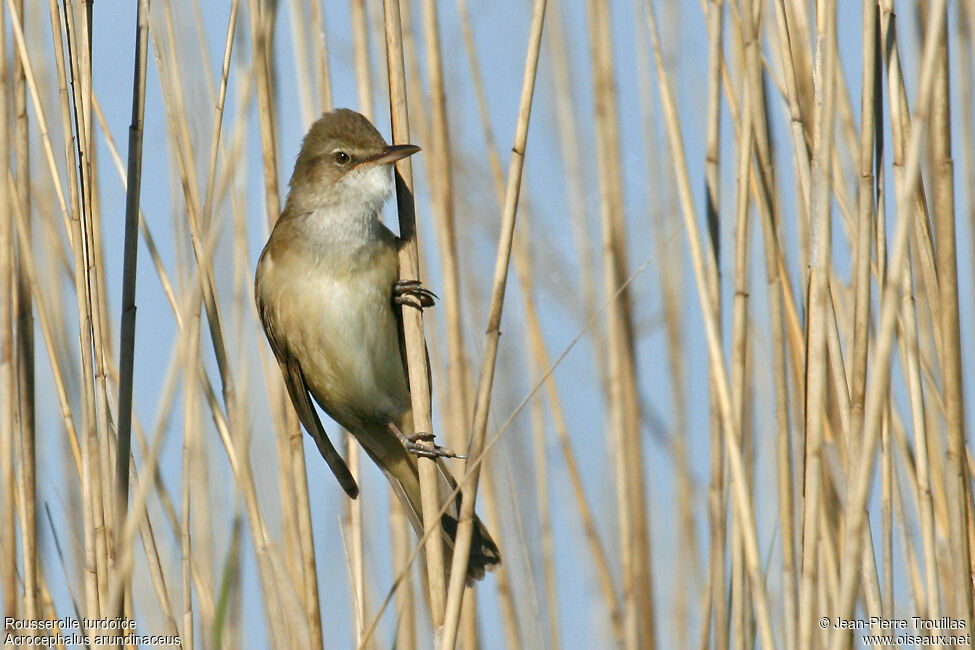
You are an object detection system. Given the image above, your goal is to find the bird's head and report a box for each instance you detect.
[285,108,420,216]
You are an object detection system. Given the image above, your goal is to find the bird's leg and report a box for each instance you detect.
[386,422,464,459]
[393,279,438,310]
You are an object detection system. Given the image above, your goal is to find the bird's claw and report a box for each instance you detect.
[404,432,465,459]
[393,280,438,310]
[388,423,464,459]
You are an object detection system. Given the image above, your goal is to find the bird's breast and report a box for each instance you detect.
[265,238,409,431]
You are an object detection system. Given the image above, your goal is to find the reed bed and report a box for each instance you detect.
[1,0,974,648]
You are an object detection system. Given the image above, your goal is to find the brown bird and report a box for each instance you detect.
[254,108,499,583]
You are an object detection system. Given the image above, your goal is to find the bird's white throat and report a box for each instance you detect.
[294,163,396,260]
[340,161,396,215]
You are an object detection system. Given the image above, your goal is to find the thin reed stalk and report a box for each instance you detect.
[798,2,838,648]
[930,2,973,630]
[65,4,116,613]
[899,247,941,620]
[850,0,879,496]
[729,2,758,645]
[586,1,654,646]
[754,66,798,650]
[419,0,469,454]
[962,4,975,352]
[381,0,448,628]
[546,0,608,399]
[309,0,330,112]
[439,0,547,646]
[0,0,16,628]
[526,348,559,650]
[702,0,727,647]
[390,496,417,650]
[247,0,281,226]
[12,0,37,626]
[348,3,372,644]
[415,3,482,644]
[181,357,198,650]
[269,4,326,644]
[446,3,535,645]
[287,0,314,127]
[113,0,150,601]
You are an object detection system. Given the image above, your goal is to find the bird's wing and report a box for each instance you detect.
[258,296,359,498]
[280,356,359,498]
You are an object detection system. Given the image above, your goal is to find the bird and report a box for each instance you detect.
[254,108,499,584]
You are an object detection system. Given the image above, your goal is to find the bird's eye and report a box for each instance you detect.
[333,151,351,165]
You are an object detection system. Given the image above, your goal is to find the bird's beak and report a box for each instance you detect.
[360,143,421,167]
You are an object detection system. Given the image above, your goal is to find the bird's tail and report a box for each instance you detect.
[357,423,500,585]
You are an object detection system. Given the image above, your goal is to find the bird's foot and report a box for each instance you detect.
[393,280,437,310]
[387,422,464,459]
[405,432,465,459]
